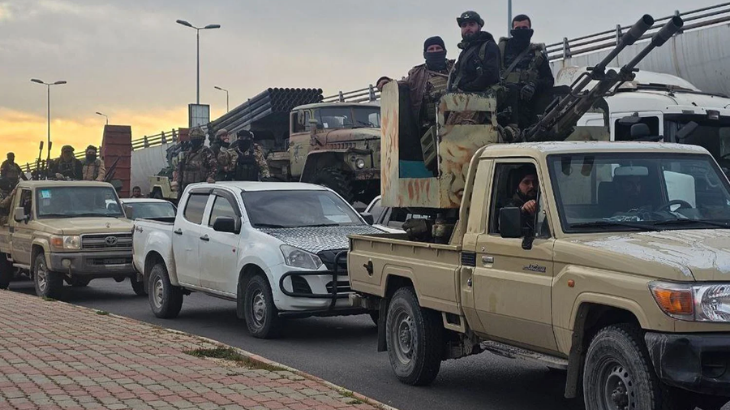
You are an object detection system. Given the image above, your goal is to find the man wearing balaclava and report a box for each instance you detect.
[376,36,455,132]
[82,145,106,182]
[497,14,554,129]
[1,152,28,188]
[175,127,217,197]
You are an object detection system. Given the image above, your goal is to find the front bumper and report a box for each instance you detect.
[49,251,135,277]
[645,332,730,397]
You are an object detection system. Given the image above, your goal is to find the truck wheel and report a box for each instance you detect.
[148,263,183,318]
[131,277,147,296]
[583,324,673,410]
[242,275,281,339]
[312,167,354,204]
[0,253,12,290]
[34,253,63,299]
[386,287,443,386]
[69,277,91,287]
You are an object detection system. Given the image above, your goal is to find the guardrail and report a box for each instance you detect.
[130,128,184,151]
[322,85,381,103]
[546,2,730,61]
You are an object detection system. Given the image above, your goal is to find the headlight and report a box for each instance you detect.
[280,245,323,270]
[50,235,81,250]
[650,281,730,322]
[355,159,366,169]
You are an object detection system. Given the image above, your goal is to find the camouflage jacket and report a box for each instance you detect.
[82,158,106,182]
[238,144,270,179]
[400,61,455,124]
[51,157,83,180]
[176,146,218,185]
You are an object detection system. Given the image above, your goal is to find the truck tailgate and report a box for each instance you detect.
[132,218,174,275]
[348,233,463,314]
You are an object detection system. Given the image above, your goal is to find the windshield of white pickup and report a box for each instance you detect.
[548,153,730,232]
[242,190,364,228]
[36,186,123,219]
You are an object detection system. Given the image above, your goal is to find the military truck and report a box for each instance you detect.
[346,13,730,410]
[266,101,381,205]
[0,180,141,298]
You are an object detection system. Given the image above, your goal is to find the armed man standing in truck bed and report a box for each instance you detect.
[50,145,83,180]
[498,14,555,129]
[1,153,28,188]
[175,127,218,197]
[81,145,106,182]
[448,11,501,94]
[231,130,270,181]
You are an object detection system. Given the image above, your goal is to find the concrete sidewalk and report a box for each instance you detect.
[0,290,392,410]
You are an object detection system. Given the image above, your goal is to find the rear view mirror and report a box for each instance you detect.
[13,207,27,223]
[499,207,522,238]
[212,216,239,234]
[360,212,374,225]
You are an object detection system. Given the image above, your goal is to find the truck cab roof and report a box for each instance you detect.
[478,141,711,159]
[187,181,333,193]
[17,180,114,189]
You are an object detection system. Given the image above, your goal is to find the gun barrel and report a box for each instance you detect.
[594,15,654,73]
[622,15,684,73]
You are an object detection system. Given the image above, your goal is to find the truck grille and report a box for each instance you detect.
[81,233,133,250]
[326,280,351,293]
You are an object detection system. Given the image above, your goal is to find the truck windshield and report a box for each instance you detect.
[548,153,730,233]
[36,186,123,218]
[242,190,365,228]
[315,107,380,129]
[122,202,176,220]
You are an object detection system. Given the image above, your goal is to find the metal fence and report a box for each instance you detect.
[546,2,730,61]
[322,85,381,103]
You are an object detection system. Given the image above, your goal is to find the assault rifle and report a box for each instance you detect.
[104,156,121,183]
[520,14,684,142]
[32,141,43,180]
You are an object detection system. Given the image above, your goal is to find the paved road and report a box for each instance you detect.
[9,278,583,410]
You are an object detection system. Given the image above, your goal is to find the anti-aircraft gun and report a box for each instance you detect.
[379,13,683,243]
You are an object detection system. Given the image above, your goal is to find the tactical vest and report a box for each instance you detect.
[217,148,234,169]
[448,41,490,92]
[57,159,77,178]
[181,149,208,184]
[2,162,19,180]
[498,38,546,85]
[235,150,260,181]
[83,159,101,180]
[424,72,449,122]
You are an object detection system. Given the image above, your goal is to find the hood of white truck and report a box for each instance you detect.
[258,225,384,254]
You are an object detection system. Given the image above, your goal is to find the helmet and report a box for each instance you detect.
[457,11,484,27]
[215,128,229,138]
[189,127,205,140]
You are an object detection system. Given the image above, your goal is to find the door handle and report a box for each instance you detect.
[200,235,209,242]
[174,229,183,235]
[482,255,494,264]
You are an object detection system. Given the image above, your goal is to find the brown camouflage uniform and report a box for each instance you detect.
[175,146,218,188]
[82,159,106,181]
[234,143,270,180]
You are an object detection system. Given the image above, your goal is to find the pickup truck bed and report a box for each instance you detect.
[348,233,463,315]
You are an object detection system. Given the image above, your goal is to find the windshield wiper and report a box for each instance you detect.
[73,213,120,218]
[652,219,730,229]
[569,221,660,231]
[298,223,340,227]
[39,213,73,218]
[253,223,287,228]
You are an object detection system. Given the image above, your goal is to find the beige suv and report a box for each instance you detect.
[348,142,730,410]
[0,181,140,298]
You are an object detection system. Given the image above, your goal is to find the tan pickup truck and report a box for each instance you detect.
[348,142,730,410]
[0,180,141,298]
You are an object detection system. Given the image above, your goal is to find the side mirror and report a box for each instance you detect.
[212,216,239,234]
[123,205,134,219]
[360,212,374,225]
[499,207,522,238]
[13,207,27,223]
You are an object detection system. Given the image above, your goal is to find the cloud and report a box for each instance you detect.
[0,106,188,167]
[0,2,12,21]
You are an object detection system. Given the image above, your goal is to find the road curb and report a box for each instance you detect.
[30,292,399,410]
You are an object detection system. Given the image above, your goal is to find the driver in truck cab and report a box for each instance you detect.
[503,164,539,230]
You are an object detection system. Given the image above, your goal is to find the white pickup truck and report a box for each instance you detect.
[132,181,384,338]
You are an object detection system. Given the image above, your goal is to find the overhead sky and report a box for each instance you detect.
[0,0,722,166]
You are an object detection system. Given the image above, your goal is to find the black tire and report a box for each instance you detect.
[33,253,63,299]
[148,263,183,318]
[69,277,91,287]
[0,253,12,290]
[583,324,684,410]
[242,275,281,339]
[312,167,354,204]
[131,276,147,296]
[385,287,443,386]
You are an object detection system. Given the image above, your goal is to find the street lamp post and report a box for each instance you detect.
[508,0,513,36]
[95,112,109,125]
[214,86,229,112]
[31,79,67,150]
[176,19,221,104]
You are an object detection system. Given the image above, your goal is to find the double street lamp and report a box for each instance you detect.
[31,78,67,150]
[214,85,229,112]
[176,19,221,104]
[95,112,109,125]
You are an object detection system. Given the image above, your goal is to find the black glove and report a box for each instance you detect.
[520,82,536,101]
